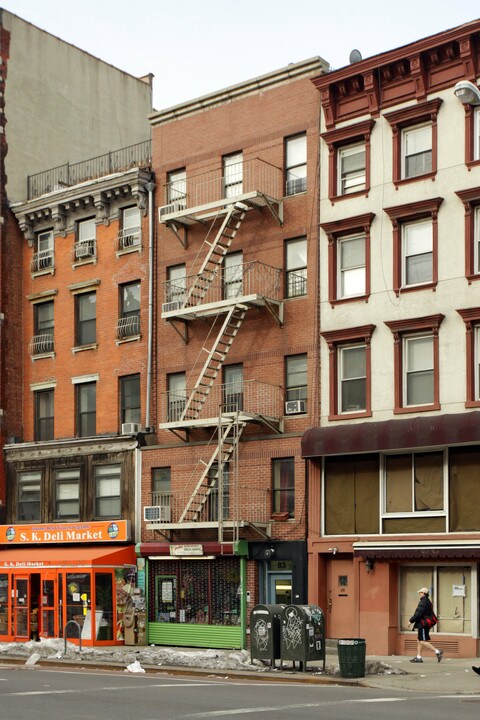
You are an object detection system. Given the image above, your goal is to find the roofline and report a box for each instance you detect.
[312,17,480,89]
[149,56,329,126]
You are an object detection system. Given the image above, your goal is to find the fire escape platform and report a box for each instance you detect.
[159,191,283,227]
[159,411,283,433]
[161,293,282,321]
[146,519,271,535]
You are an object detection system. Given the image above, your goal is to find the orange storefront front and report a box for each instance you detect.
[0,521,136,645]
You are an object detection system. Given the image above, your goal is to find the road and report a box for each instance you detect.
[0,664,479,720]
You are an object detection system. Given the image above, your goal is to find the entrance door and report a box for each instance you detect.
[13,577,29,638]
[326,558,356,639]
[41,573,57,638]
[267,573,292,605]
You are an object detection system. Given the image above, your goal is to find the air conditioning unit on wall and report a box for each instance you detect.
[143,505,171,522]
[285,400,306,415]
[121,422,142,435]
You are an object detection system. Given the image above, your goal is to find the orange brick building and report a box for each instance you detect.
[139,57,327,648]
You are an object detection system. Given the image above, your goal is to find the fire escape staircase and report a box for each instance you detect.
[180,304,248,423]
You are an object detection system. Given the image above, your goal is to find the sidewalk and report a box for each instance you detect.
[1,640,479,695]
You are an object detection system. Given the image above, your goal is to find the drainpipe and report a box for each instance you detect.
[144,179,156,431]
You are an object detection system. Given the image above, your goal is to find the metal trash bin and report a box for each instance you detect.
[250,604,285,668]
[280,604,325,672]
[337,638,366,678]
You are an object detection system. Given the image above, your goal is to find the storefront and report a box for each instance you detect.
[139,541,248,649]
[0,521,137,645]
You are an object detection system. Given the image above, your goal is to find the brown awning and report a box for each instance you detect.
[353,541,480,560]
[302,411,480,458]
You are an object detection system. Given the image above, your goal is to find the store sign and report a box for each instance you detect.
[0,520,130,544]
[170,544,203,557]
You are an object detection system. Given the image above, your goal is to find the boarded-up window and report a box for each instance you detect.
[385,452,443,514]
[449,447,480,531]
[324,455,379,535]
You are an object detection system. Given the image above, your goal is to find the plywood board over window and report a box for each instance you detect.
[449,447,480,531]
[324,455,379,535]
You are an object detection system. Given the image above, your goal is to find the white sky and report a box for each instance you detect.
[2,0,480,110]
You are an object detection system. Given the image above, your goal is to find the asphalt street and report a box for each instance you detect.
[0,665,479,720]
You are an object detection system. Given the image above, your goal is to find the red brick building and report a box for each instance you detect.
[140,57,327,648]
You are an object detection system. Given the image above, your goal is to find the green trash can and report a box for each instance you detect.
[337,638,366,678]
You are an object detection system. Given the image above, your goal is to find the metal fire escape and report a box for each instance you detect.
[146,159,285,540]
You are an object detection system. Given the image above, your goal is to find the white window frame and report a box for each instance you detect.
[475,326,480,401]
[401,123,432,179]
[286,237,307,298]
[381,450,447,518]
[166,264,187,304]
[338,343,366,414]
[337,233,366,299]
[475,107,480,161]
[402,218,433,288]
[167,168,187,208]
[224,252,243,299]
[285,133,307,196]
[474,206,480,274]
[403,333,434,407]
[55,468,80,520]
[337,142,366,195]
[94,464,121,519]
[223,153,243,198]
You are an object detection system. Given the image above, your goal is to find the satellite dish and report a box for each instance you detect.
[349,49,363,64]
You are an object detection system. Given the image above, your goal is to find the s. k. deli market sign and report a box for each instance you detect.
[0,520,129,544]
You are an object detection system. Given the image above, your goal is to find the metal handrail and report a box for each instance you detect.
[27,139,152,200]
[63,619,82,654]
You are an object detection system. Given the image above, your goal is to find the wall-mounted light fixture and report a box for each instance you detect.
[328,547,338,555]
[454,80,480,106]
[365,558,375,573]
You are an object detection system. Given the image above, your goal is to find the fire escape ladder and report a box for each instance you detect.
[180,304,248,421]
[184,203,247,307]
[180,419,245,523]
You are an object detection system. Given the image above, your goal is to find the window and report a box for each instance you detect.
[338,233,366,299]
[321,213,374,305]
[384,451,445,516]
[475,107,480,161]
[321,120,374,201]
[167,372,186,421]
[338,344,367,414]
[285,237,307,297]
[34,388,54,440]
[402,219,432,287]
[31,300,54,355]
[166,264,186,306]
[77,382,96,437]
[455,187,480,281]
[167,168,187,208]
[117,281,140,338]
[223,153,243,198]
[75,218,96,259]
[321,325,375,419]
[207,462,229,521]
[324,455,379,535]
[400,565,472,635]
[223,364,243,412]
[338,143,366,195]
[32,229,54,272]
[152,468,171,522]
[385,314,444,413]
[384,197,443,296]
[385,99,442,186]
[223,252,243,299]
[94,464,121,518]
[456,307,480,407]
[18,471,41,522]
[272,458,294,518]
[119,206,141,249]
[55,468,80,520]
[285,133,306,196]
[286,354,307,406]
[76,292,96,346]
[120,374,141,425]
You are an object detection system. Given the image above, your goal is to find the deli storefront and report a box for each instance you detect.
[0,521,136,645]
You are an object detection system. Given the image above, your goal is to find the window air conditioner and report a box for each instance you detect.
[121,422,142,435]
[285,400,306,415]
[162,301,182,313]
[75,243,93,259]
[143,505,171,522]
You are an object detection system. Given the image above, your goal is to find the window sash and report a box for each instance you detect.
[338,344,366,413]
[122,206,140,229]
[272,458,294,517]
[121,283,140,318]
[402,220,433,287]
[223,365,243,411]
[78,218,96,242]
[403,335,434,406]
[18,471,41,522]
[476,327,480,400]
[121,375,141,424]
[37,230,53,252]
[77,293,96,345]
[286,238,307,297]
[338,234,366,298]
[475,206,480,274]
[402,124,432,178]
[475,108,480,161]
[286,355,307,402]
[35,389,54,441]
[384,451,445,515]
[167,265,187,302]
[285,134,307,195]
[35,301,54,334]
[167,169,187,206]
[77,382,96,437]
[168,373,186,420]
[223,252,243,299]
[338,143,366,195]
[223,153,243,197]
[55,469,80,519]
[94,465,121,518]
